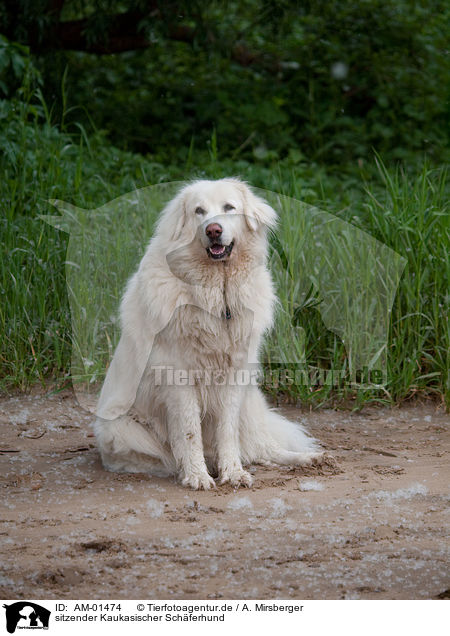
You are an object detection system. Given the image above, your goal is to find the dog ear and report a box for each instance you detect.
[245,195,277,232]
[232,180,278,232]
[172,201,187,241]
[156,187,188,241]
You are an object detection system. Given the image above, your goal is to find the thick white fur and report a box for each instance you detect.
[94,178,323,489]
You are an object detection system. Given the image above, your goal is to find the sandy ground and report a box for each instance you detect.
[0,389,449,600]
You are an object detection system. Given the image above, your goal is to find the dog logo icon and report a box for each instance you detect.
[3,602,51,633]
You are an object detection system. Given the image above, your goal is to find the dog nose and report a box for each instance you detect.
[205,223,223,239]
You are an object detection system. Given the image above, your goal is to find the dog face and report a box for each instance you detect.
[185,180,246,261]
[156,178,277,263]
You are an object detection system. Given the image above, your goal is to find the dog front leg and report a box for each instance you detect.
[216,383,253,488]
[166,386,215,490]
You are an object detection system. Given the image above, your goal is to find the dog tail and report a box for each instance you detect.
[239,388,320,463]
[264,407,320,453]
[94,415,176,476]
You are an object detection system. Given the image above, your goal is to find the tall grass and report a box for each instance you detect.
[263,160,449,407]
[363,160,449,404]
[1,99,448,407]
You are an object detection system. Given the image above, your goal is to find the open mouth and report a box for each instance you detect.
[206,241,234,260]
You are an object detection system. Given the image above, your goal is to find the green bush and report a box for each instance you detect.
[34,0,449,164]
[0,17,448,406]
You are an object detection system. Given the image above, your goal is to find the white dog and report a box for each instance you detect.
[94,178,324,489]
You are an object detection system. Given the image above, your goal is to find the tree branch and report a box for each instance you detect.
[24,6,274,70]
[51,10,194,54]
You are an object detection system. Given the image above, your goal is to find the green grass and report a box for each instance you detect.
[362,160,449,405]
[264,160,449,407]
[1,98,448,407]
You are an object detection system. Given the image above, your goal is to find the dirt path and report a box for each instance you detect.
[0,390,449,600]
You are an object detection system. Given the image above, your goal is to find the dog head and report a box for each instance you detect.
[155,178,277,263]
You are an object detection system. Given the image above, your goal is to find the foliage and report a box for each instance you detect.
[2,0,449,163]
[1,89,448,406]
[0,3,448,406]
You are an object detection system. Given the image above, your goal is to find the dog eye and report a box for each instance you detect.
[223,203,235,212]
[195,206,206,215]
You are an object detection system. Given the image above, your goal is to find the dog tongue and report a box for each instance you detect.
[210,244,226,255]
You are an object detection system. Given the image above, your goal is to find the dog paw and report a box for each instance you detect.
[181,471,216,491]
[219,468,253,488]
